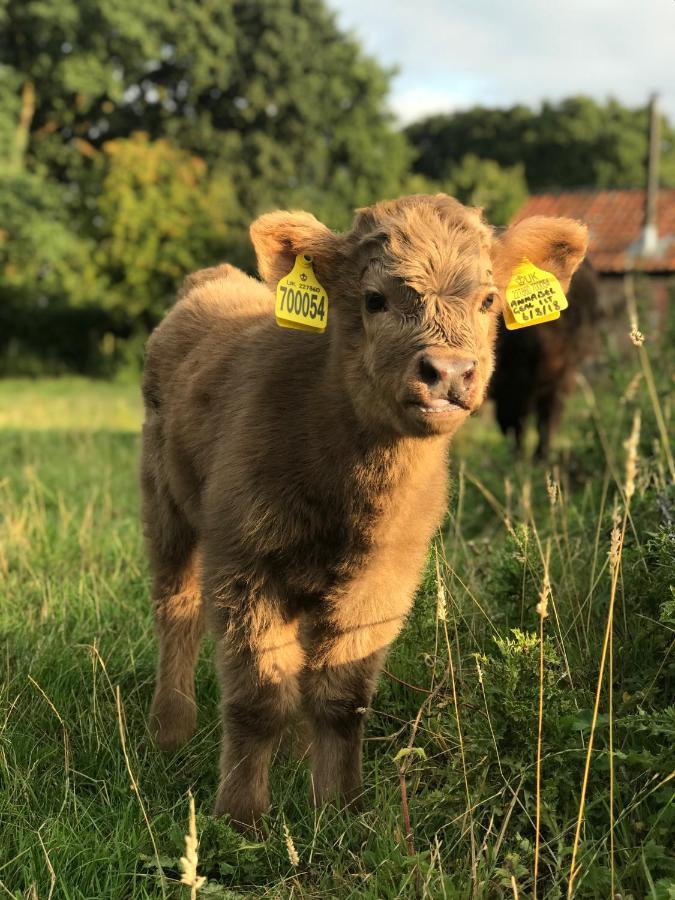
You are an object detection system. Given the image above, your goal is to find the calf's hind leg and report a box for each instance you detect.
[142,467,204,751]
[149,551,204,751]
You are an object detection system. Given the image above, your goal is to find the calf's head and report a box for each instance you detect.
[252,194,587,438]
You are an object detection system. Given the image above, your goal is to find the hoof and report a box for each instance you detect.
[213,785,266,833]
[149,690,197,751]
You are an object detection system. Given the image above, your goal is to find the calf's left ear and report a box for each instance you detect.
[250,210,338,288]
[492,216,589,293]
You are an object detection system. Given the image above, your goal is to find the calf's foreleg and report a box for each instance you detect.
[302,650,385,808]
[302,578,416,808]
[211,588,304,828]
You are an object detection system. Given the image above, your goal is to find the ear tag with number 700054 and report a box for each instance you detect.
[504,258,568,330]
[276,254,328,333]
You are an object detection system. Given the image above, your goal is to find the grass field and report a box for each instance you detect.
[1,334,673,898]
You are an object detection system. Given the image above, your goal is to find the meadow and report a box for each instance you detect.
[0,320,673,898]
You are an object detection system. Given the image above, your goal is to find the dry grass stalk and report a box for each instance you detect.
[283,821,300,868]
[395,556,455,899]
[36,827,56,900]
[569,599,619,894]
[475,656,483,686]
[435,549,448,623]
[504,476,513,522]
[443,616,477,889]
[535,568,551,622]
[434,547,477,889]
[629,322,645,346]
[623,411,640,502]
[620,372,642,404]
[608,582,616,899]
[397,762,416,861]
[609,525,622,571]
[28,676,70,792]
[180,791,206,898]
[179,791,206,900]
[568,413,641,897]
[533,542,551,900]
[115,687,167,898]
[625,273,645,347]
[639,345,675,479]
[624,273,674,479]
[611,498,621,530]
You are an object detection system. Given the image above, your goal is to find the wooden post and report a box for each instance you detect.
[642,93,661,256]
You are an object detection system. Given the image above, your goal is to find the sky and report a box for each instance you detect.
[331,0,675,125]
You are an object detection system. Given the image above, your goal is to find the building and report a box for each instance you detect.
[512,188,675,323]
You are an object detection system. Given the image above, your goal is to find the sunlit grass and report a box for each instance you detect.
[0,376,142,431]
[0,329,673,898]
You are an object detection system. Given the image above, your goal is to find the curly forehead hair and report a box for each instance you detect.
[352,194,494,299]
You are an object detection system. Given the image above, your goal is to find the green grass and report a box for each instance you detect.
[1,349,673,898]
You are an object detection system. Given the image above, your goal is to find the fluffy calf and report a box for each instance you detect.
[140,194,587,827]
[490,260,599,458]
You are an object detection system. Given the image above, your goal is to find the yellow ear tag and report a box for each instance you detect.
[504,258,568,330]
[275,254,328,333]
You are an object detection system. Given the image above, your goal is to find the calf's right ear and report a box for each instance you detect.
[492,216,589,294]
[250,210,338,288]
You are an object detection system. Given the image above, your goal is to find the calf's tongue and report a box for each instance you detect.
[425,397,451,410]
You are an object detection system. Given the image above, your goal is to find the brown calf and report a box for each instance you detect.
[140,194,587,827]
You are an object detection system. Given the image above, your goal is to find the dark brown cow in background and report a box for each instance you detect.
[490,260,600,458]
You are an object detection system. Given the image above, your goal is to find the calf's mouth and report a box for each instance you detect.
[408,394,471,414]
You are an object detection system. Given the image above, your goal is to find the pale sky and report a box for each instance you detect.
[331,0,675,125]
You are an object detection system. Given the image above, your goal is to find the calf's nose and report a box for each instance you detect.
[418,353,477,405]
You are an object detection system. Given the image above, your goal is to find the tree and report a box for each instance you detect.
[0,172,102,308]
[0,0,412,371]
[0,171,110,373]
[443,155,528,226]
[95,133,242,322]
[405,97,675,192]
[0,0,410,226]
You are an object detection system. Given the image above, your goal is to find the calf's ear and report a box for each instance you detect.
[492,216,588,293]
[250,210,338,287]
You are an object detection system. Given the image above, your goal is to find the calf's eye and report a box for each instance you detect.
[481,293,496,313]
[365,291,387,313]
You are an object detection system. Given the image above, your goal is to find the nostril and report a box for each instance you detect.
[418,355,441,387]
[462,361,477,383]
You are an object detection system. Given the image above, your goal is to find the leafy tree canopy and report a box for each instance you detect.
[405,96,675,192]
[95,132,242,321]
[0,172,102,308]
[0,0,410,224]
[444,155,528,226]
[0,0,412,371]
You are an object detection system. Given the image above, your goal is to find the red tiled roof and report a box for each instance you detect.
[512,189,675,273]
